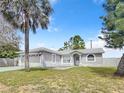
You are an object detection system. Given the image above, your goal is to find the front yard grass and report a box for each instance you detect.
[0,67,124,93]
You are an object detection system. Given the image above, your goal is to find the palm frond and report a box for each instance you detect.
[0,0,53,32]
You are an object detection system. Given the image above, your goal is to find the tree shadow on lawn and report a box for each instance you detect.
[88,67,118,78]
[19,67,49,72]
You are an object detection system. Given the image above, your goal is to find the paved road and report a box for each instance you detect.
[0,66,24,72]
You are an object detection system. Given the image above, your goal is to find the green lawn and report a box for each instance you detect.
[0,67,124,93]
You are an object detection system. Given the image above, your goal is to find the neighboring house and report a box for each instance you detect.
[18,47,105,67]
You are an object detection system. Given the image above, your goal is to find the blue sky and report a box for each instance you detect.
[20,0,123,58]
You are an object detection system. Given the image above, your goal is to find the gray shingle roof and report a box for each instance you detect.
[59,48,104,54]
[20,47,104,55]
[20,47,61,55]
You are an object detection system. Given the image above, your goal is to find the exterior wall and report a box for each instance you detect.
[80,57,120,67]
[80,53,103,67]
[61,55,74,67]
[41,52,62,67]
[0,58,17,67]
[43,52,52,62]
[29,56,40,63]
[19,55,41,67]
[56,55,61,62]
[102,58,120,67]
[19,51,62,67]
[18,51,121,68]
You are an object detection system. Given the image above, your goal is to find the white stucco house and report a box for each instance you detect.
[19,47,106,67]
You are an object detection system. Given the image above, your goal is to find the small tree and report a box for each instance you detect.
[0,44,19,58]
[72,35,85,49]
[59,35,85,51]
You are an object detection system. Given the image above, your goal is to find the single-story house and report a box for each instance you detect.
[18,47,105,67]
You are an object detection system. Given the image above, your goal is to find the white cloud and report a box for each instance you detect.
[85,37,124,58]
[103,49,124,58]
[37,42,45,47]
[85,39,105,49]
[36,42,58,50]
[49,0,60,4]
[47,16,60,32]
[47,26,59,32]
[49,16,54,23]
[93,0,104,4]
[54,28,59,32]
[50,47,58,50]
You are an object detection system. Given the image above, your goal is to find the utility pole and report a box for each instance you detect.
[90,40,92,49]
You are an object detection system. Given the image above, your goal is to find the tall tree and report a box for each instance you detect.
[0,0,53,71]
[0,14,20,58]
[100,0,124,76]
[0,14,20,48]
[100,0,124,49]
[59,35,85,51]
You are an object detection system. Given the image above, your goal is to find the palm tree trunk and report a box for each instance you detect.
[25,29,30,71]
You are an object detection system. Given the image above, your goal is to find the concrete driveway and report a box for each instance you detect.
[0,66,74,72]
[0,66,24,72]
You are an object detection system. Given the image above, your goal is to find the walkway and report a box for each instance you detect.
[0,66,74,72]
[0,66,24,72]
[53,66,74,70]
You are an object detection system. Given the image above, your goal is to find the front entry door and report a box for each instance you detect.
[73,54,80,66]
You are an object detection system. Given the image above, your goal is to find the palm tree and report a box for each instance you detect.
[72,35,85,49]
[0,0,53,71]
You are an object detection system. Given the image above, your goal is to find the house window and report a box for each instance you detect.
[52,54,56,62]
[63,56,70,63]
[87,54,95,62]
